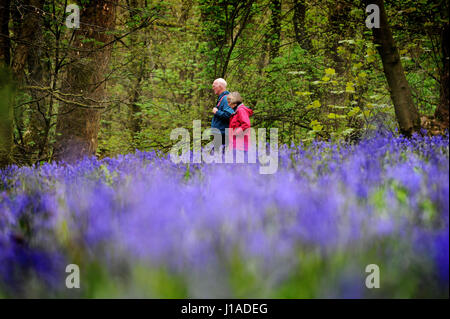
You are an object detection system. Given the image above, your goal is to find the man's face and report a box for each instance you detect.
[212,81,223,95]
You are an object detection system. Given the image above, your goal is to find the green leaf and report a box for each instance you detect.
[347,107,361,117]
[324,68,335,75]
[306,100,321,109]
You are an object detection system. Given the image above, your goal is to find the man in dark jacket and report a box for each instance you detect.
[211,78,234,147]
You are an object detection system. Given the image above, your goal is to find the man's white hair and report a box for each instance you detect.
[214,78,227,88]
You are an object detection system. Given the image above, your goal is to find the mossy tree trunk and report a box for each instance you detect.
[0,0,13,168]
[54,0,117,162]
[365,0,421,136]
[435,23,449,129]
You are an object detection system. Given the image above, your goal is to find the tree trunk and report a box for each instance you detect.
[54,0,117,162]
[127,0,143,143]
[0,0,13,168]
[268,0,281,61]
[179,0,193,25]
[327,1,351,76]
[0,0,11,66]
[9,0,44,160]
[25,0,47,162]
[0,69,15,169]
[365,0,420,136]
[434,23,449,129]
[292,0,311,51]
[11,0,42,80]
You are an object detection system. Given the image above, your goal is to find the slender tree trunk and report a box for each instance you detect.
[54,0,117,162]
[0,0,10,66]
[292,0,311,51]
[220,1,254,77]
[259,0,281,72]
[325,1,352,111]
[268,0,281,61]
[0,0,13,168]
[25,0,47,162]
[365,0,420,136]
[435,23,449,129]
[127,0,143,143]
[10,0,44,159]
[0,69,15,169]
[179,0,193,25]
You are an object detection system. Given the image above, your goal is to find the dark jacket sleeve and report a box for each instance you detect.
[215,97,234,120]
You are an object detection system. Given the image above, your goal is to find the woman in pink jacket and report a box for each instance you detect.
[226,92,253,153]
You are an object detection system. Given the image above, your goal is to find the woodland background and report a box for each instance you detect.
[0,0,449,166]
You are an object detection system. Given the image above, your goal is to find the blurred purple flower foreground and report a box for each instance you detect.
[0,132,448,298]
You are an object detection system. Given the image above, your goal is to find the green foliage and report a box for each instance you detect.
[7,0,447,160]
